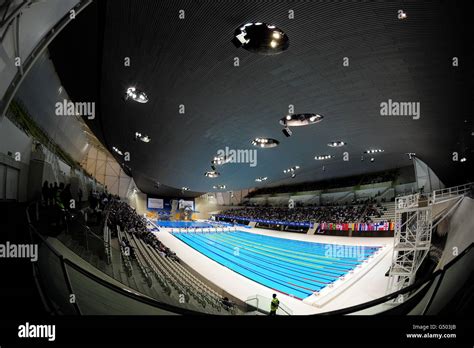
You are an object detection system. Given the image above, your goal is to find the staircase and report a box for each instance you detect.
[370,202,395,223]
[387,183,473,294]
[377,187,395,201]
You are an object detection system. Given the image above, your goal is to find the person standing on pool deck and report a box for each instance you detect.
[269,294,280,315]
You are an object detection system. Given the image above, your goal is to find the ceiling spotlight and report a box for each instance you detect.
[182,187,189,191]
[255,176,268,182]
[406,152,416,160]
[135,132,151,143]
[125,87,148,103]
[327,141,346,148]
[280,113,324,127]
[460,157,467,162]
[370,158,375,162]
[315,155,332,160]
[251,138,279,148]
[232,22,289,55]
[205,171,220,178]
[112,146,123,156]
[211,155,230,166]
[284,166,300,174]
[213,184,226,190]
[399,10,407,20]
[364,149,384,154]
[291,173,296,178]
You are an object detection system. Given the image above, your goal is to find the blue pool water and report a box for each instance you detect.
[171,231,380,299]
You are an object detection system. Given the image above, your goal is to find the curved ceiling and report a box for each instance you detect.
[49,0,473,197]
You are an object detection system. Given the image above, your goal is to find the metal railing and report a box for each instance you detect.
[116,225,133,277]
[395,193,421,210]
[395,182,473,209]
[124,229,154,288]
[431,182,473,204]
[102,210,112,265]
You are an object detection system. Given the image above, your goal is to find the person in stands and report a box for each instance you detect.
[221,297,234,311]
[61,183,72,210]
[48,182,54,206]
[42,181,49,206]
[52,182,59,203]
[269,293,279,315]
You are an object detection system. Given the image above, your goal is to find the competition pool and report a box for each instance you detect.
[171,231,380,299]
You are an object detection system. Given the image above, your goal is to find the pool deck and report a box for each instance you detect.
[152,223,393,315]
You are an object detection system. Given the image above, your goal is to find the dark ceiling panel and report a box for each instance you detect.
[50,0,474,197]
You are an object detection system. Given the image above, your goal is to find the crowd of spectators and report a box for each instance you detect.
[244,195,388,208]
[219,202,388,224]
[88,190,113,210]
[364,203,386,222]
[107,200,179,261]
